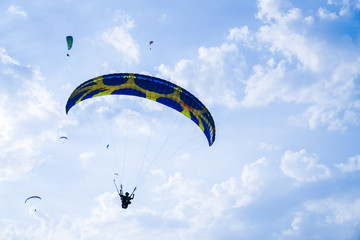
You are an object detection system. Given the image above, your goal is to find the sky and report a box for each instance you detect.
[1,0,360,239]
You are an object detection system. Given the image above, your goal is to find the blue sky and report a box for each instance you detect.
[1,0,360,239]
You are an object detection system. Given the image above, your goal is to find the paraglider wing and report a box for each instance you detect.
[65,73,216,146]
[59,136,68,140]
[66,36,73,50]
[24,196,41,204]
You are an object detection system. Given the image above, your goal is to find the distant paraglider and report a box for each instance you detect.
[149,41,153,50]
[25,196,41,203]
[59,136,68,144]
[66,36,73,57]
[25,196,41,212]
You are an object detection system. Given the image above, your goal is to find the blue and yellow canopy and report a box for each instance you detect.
[66,73,215,146]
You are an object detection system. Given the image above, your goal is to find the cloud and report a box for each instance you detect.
[79,152,95,167]
[7,5,27,17]
[256,0,283,22]
[241,157,271,192]
[326,0,356,16]
[280,149,331,183]
[304,198,360,225]
[256,9,322,72]
[0,155,275,239]
[153,0,360,131]
[241,60,288,107]
[317,7,338,20]
[212,157,273,207]
[283,212,303,236]
[234,0,360,130]
[0,48,70,182]
[0,48,20,65]
[335,155,360,172]
[99,13,140,65]
[0,168,261,239]
[227,26,254,48]
[157,43,244,108]
[280,197,360,238]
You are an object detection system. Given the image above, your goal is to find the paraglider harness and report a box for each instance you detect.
[113,180,136,209]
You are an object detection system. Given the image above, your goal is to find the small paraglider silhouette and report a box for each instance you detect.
[59,136,68,144]
[25,196,41,212]
[25,196,41,204]
[149,41,153,50]
[66,36,73,57]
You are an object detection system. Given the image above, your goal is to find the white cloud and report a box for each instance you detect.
[0,157,275,239]
[326,0,355,16]
[99,13,140,65]
[147,159,274,235]
[236,0,360,130]
[280,149,331,183]
[17,78,59,121]
[241,60,288,107]
[212,157,273,207]
[317,7,339,20]
[304,16,314,24]
[227,26,254,47]
[156,0,360,132]
[0,48,20,65]
[79,152,95,167]
[283,212,303,236]
[335,155,360,172]
[212,177,253,208]
[255,8,322,72]
[241,157,271,191]
[256,0,282,22]
[0,50,70,182]
[7,4,27,17]
[157,43,244,108]
[0,171,252,239]
[304,198,360,225]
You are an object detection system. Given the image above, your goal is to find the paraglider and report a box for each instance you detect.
[66,36,73,56]
[59,136,68,144]
[24,196,41,203]
[149,41,153,50]
[25,196,41,212]
[65,73,216,208]
[65,73,215,146]
[113,180,135,209]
